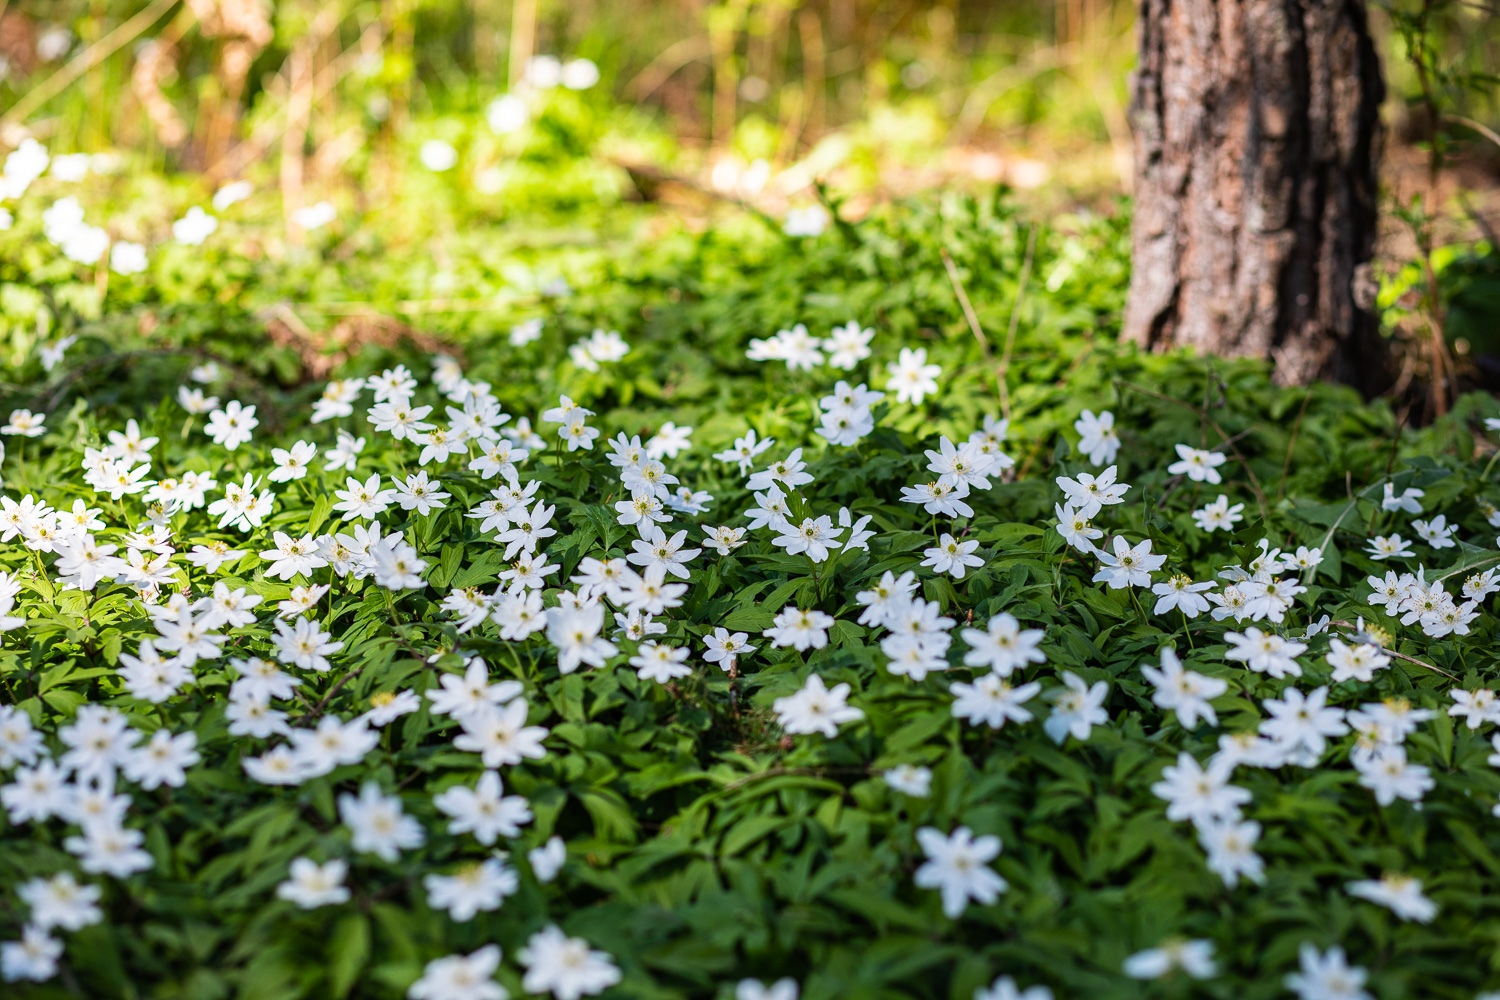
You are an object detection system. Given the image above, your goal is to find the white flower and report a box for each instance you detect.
[518,925,621,1000]
[1325,639,1390,684]
[714,428,775,473]
[1451,688,1500,730]
[110,241,148,275]
[1259,686,1348,759]
[1197,817,1264,887]
[703,525,747,555]
[259,531,328,581]
[526,54,564,88]
[960,612,1045,676]
[1411,514,1456,549]
[1055,465,1129,518]
[921,533,984,579]
[1355,745,1433,806]
[746,447,814,492]
[1123,939,1217,980]
[1345,873,1437,923]
[453,700,549,767]
[772,515,842,563]
[1224,627,1306,679]
[488,93,529,134]
[546,603,617,674]
[1167,444,1227,484]
[122,728,199,789]
[292,200,337,230]
[1141,648,1227,729]
[913,826,1006,918]
[408,945,506,1000]
[1091,536,1165,589]
[1053,502,1102,554]
[339,783,425,861]
[973,977,1053,1000]
[783,205,829,237]
[824,320,874,369]
[423,859,518,921]
[1151,751,1249,825]
[900,480,974,518]
[212,180,252,211]
[773,675,863,737]
[764,606,836,651]
[419,139,459,172]
[949,674,1040,729]
[703,627,755,671]
[269,440,317,482]
[1074,409,1120,466]
[736,979,799,1000]
[1044,672,1109,743]
[1192,494,1244,532]
[529,836,566,882]
[562,57,600,89]
[630,642,692,684]
[1151,574,1215,618]
[172,206,218,245]
[1381,483,1424,513]
[325,430,365,472]
[272,616,344,672]
[276,858,350,909]
[204,400,258,450]
[0,924,63,983]
[434,771,532,845]
[391,471,450,514]
[883,764,932,797]
[646,420,691,459]
[885,347,941,405]
[1,410,45,438]
[17,872,102,932]
[1366,534,1415,560]
[1284,944,1371,1000]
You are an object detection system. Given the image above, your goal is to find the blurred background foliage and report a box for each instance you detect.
[0,0,1496,213]
[0,0,1497,393]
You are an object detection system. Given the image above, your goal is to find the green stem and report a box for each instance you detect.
[1481,448,1500,482]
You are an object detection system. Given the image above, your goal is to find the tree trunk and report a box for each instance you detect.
[1123,0,1387,390]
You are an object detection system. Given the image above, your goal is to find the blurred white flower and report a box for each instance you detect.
[110,241,148,275]
[561,58,600,90]
[48,154,89,182]
[784,205,829,237]
[487,93,529,134]
[172,207,218,246]
[525,55,563,89]
[420,139,458,172]
[292,201,336,231]
[212,180,252,212]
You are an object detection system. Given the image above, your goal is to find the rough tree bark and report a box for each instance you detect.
[1124,0,1387,390]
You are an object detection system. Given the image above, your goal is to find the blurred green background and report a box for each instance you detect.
[1,0,1495,219]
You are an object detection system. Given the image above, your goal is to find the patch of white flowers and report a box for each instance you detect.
[1,223,1500,996]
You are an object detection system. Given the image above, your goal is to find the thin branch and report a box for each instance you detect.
[940,248,1008,418]
[1443,113,1500,155]
[1000,225,1038,417]
[1326,620,1457,681]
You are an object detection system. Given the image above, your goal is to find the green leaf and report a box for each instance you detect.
[328,912,371,998]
